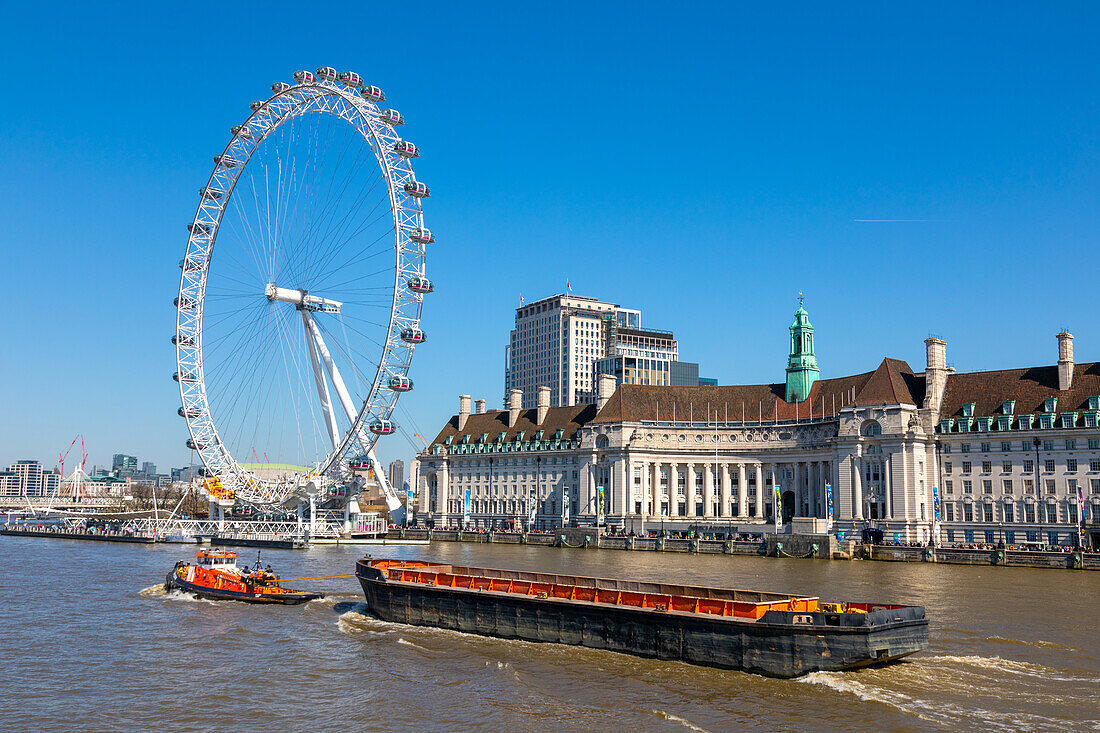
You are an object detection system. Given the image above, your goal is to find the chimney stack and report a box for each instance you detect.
[537,385,551,425]
[458,394,471,430]
[596,373,617,412]
[474,399,486,414]
[923,338,949,417]
[1057,332,1074,391]
[508,389,522,427]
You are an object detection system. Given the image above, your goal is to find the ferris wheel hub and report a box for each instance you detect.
[265,283,343,314]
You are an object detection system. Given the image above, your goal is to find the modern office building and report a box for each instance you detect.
[3,460,61,497]
[506,293,712,408]
[418,303,1100,546]
[112,454,138,477]
[506,294,640,408]
[387,459,405,495]
[141,461,157,477]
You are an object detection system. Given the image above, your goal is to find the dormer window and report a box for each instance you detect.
[958,418,972,433]
[1061,413,1077,428]
[515,431,525,441]
[497,432,506,443]
[1089,396,1100,411]
[479,433,488,443]
[534,429,545,440]
[1043,397,1057,413]
[444,435,453,445]
[962,402,976,417]
[462,434,471,445]
[998,417,1012,431]
[1039,414,1054,429]
[977,417,991,432]
[1002,400,1015,415]
[939,418,954,433]
[1017,414,1033,430]
[555,429,564,439]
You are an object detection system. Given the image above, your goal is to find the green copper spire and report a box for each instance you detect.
[785,294,819,402]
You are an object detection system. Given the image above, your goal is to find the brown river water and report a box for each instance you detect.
[1,536,1097,732]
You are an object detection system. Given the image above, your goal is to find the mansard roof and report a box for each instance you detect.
[592,358,924,424]
[429,404,597,445]
[940,362,1100,417]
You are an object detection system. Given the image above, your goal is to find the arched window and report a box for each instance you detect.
[596,435,610,449]
[861,420,882,437]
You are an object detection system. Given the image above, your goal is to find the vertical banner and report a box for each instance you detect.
[528,489,537,522]
[774,484,782,532]
[932,486,941,543]
[406,482,415,526]
[825,482,834,532]
[1078,484,1086,546]
[597,485,606,524]
[463,487,471,525]
[562,487,570,523]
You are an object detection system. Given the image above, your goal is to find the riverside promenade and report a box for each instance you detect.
[385,528,1100,570]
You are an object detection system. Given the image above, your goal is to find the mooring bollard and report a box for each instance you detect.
[723,539,733,554]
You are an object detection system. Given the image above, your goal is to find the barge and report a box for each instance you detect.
[356,558,928,678]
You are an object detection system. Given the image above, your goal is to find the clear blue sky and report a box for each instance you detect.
[2,2,1098,473]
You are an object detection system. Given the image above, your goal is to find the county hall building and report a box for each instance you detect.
[416,304,1100,547]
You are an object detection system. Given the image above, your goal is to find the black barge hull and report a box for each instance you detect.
[356,560,928,678]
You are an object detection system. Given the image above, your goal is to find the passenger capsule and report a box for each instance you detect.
[271,81,291,93]
[293,69,315,84]
[379,108,404,126]
[403,181,430,198]
[388,376,414,392]
[406,227,433,244]
[173,371,197,383]
[174,296,196,309]
[407,277,434,294]
[179,257,203,271]
[187,223,210,235]
[361,85,385,103]
[172,334,194,347]
[199,187,223,200]
[316,66,338,82]
[231,125,253,139]
[348,458,371,470]
[178,406,200,418]
[249,100,266,112]
[337,71,362,88]
[185,438,208,450]
[369,420,396,436]
[213,154,241,168]
[393,140,419,158]
[400,327,426,344]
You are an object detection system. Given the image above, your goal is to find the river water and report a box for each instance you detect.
[1,537,1097,732]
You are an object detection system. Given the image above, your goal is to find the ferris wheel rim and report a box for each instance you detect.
[174,72,428,506]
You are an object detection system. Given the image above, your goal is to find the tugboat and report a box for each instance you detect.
[165,549,323,605]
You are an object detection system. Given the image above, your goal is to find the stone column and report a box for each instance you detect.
[853,455,864,520]
[650,462,660,517]
[685,462,696,517]
[738,463,748,519]
[719,463,730,517]
[754,462,765,518]
[884,452,893,520]
[703,463,715,517]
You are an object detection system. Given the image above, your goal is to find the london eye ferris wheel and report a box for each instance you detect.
[173,66,432,521]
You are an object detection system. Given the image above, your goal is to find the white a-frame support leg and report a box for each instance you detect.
[303,311,340,452]
[301,311,406,524]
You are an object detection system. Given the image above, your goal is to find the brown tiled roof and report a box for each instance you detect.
[429,404,597,445]
[940,362,1100,417]
[592,358,924,423]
